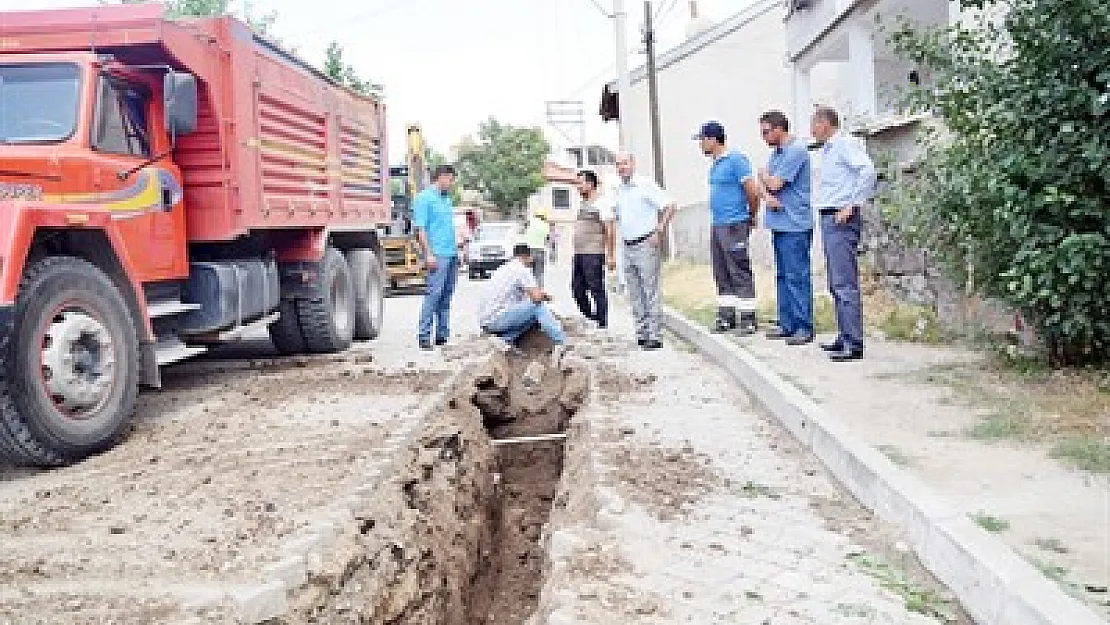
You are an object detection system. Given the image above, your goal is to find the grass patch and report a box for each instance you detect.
[1050,437,1110,473]
[1033,537,1069,554]
[847,552,958,623]
[881,303,951,345]
[876,444,915,467]
[971,512,1010,533]
[737,481,781,499]
[965,412,1033,441]
[1029,557,1070,583]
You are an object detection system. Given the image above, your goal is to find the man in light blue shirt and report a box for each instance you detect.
[696,121,762,335]
[413,164,459,350]
[613,153,676,350]
[758,111,814,345]
[811,106,877,361]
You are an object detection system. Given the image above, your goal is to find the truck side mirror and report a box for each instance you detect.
[164,70,198,140]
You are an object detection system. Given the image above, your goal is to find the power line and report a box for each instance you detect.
[654,0,681,21]
[582,0,613,18]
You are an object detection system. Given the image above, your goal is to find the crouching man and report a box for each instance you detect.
[479,243,567,348]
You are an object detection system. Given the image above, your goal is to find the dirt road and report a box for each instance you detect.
[0,265,970,624]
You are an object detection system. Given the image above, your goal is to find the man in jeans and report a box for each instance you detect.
[758,111,814,345]
[414,164,459,350]
[613,153,676,350]
[479,244,567,347]
[571,169,615,329]
[695,121,762,334]
[811,106,876,361]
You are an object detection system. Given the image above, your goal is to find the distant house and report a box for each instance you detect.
[528,145,617,260]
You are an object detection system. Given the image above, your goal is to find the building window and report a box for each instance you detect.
[552,187,572,210]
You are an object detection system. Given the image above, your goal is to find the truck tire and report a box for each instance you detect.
[0,257,139,466]
[348,249,384,340]
[268,299,305,355]
[296,247,355,353]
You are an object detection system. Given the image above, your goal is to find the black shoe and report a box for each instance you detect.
[765,328,790,339]
[828,347,864,362]
[785,333,814,346]
[819,341,844,352]
[419,339,433,350]
[712,318,734,333]
[637,338,647,347]
[435,338,448,346]
[642,340,663,350]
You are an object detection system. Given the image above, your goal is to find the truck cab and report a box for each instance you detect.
[0,5,389,467]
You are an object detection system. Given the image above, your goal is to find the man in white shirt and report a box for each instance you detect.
[613,153,677,350]
[478,244,567,347]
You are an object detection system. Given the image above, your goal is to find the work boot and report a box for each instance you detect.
[712,307,737,333]
[736,312,758,336]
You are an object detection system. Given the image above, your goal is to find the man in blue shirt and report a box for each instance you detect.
[758,111,814,346]
[811,106,877,361]
[695,121,762,334]
[413,164,459,350]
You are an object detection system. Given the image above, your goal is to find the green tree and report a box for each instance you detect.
[455,118,550,217]
[322,41,382,96]
[118,0,275,35]
[889,0,1110,364]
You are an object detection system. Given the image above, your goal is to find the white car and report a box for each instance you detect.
[466,221,521,279]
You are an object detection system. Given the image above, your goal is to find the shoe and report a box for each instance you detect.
[819,341,843,352]
[765,328,790,340]
[641,340,663,350]
[736,312,758,336]
[712,318,734,333]
[435,338,448,346]
[785,333,814,346]
[637,338,647,347]
[828,347,864,362]
[419,339,433,350]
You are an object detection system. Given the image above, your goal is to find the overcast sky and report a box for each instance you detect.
[0,0,742,159]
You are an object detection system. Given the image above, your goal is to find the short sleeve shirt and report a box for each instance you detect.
[708,151,754,225]
[574,195,615,255]
[412,188,457,257]
[614,175,671,242]
[763,138,813,232]
[478,259,537,327]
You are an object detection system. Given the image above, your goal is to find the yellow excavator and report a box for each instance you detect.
[383,125,429,294]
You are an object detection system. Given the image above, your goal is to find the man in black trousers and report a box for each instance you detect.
[570,170,616,328]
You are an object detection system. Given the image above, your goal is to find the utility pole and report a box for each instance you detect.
[643,0,664,188]
[613,0,632,152]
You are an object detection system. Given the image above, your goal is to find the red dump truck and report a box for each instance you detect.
[0,4,390,465]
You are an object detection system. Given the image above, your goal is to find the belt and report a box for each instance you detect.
[623,231,655,246]
[818,208,840,214]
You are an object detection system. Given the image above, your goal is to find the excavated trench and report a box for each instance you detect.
[288,333,586,625]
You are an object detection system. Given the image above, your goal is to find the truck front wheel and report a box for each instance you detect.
[348,249,384,340]
[0,257,139,466]
[296,247,355,353]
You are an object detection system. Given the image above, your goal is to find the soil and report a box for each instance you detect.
[466,333,582,625]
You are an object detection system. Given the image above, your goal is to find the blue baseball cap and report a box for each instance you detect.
[693,121,726,142]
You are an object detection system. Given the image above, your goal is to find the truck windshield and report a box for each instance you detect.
[0,64,80,144]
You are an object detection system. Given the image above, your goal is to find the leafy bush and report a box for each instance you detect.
[890,0,1110,364]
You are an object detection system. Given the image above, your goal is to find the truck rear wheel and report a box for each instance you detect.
[268,299,306,355]
[0,257,139,466]
[348,249,384,340]
[297,247,355,353]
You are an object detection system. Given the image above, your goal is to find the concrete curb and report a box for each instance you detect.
[662,307,1104,625]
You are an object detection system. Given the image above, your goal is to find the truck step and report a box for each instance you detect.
[147,300,202,319]
[154,339,207,366]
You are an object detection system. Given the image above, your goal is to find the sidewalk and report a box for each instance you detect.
[530,256,968,624]
[661,261,1109,620]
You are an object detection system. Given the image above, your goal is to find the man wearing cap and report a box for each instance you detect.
[696,121,762,334]
[525,207,551,287]
[613,153,676,350]
[758,110,815,346]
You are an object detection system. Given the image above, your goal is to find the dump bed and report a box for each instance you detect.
[0,3,390,241]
